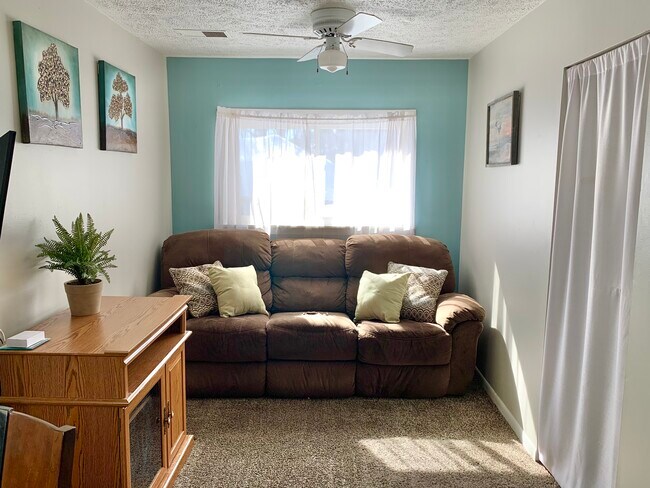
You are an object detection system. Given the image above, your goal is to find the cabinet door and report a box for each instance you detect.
[126,374,167,488]
[165,347,186,462]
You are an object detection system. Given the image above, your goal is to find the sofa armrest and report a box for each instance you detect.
[436,293,486,332]
[149,287,179,298]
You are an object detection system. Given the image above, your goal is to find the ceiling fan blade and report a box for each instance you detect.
[297,44,324,62]
[337,13,382,37]
[242,32,320,40]
[348,37,414,57]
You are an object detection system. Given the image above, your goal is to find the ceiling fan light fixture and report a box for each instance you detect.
[318,49,347,72]
[317,37,347,73]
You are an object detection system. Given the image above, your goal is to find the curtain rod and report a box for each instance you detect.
[565,29,650,70]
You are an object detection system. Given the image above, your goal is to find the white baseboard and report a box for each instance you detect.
[475,368,539,460]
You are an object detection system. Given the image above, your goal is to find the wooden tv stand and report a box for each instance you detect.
[0,296,194,488]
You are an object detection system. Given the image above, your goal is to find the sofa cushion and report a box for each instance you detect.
[271,238,346,277]
[271,239,347,312]
[161,228,271,285]
[345,234,456,316]
[272,277,346,312]
[185,314,268,363]
[357,320,452,366]
[267,312,357,361]
[186,362,266,398]
[267,361,356,398]
[356,363,450,398]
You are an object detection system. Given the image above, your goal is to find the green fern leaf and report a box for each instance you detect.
[35,214,117,284]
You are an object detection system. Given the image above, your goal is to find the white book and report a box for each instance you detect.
[6,330,46,348]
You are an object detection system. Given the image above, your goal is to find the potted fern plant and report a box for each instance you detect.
[36,214,117,316]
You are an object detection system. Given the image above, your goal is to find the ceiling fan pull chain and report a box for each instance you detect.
[342,40,349,75]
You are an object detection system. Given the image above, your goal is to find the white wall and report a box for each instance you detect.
[460,0,650,463]
[0,0,171,337]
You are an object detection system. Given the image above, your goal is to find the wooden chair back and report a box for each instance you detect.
[0,406,9,482]
[0,408,76,488]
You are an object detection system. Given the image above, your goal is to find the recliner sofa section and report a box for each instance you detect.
[152,229,485,398]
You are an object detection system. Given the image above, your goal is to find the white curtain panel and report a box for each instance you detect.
[214,107,416,234]
[539,34,650,488]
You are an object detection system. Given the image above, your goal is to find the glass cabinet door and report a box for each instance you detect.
[129,380,164,488]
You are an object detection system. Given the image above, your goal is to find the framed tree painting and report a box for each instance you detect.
[486,90,521,166]
[13,21,83,148]
[98,61,137,153]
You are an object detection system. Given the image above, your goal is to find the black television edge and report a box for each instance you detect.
[0,130,16,239]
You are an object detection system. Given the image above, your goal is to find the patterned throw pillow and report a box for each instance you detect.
[169,261,222,318]
[387,262,448,323]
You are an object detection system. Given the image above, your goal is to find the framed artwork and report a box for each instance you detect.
[486,90,520,166]
[98,61,137,153]
[13,21,83,148]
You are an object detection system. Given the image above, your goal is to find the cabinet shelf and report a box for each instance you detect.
[127,331,190,400]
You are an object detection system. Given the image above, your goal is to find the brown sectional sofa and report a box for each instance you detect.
[152,229,485,398]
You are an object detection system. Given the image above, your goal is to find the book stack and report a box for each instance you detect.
[1,330,48,350]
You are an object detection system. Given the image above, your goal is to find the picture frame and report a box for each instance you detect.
[0,131,16,239]
[13,21,83,148]
[98,61,137,153]
[486,90,520,166]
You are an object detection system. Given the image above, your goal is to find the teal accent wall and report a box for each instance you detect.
[167,58,468,268]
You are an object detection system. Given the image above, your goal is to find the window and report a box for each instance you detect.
[214,108,416,234]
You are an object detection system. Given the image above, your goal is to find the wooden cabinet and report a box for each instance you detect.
[0,296,194,488]
[166,349,186,462]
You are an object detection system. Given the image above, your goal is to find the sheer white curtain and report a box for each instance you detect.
[539,34,650,488]
[214,108,416,234]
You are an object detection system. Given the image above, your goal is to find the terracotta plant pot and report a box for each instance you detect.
[64,280,103,316]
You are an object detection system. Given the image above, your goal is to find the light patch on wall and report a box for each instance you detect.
[490,263,538,455]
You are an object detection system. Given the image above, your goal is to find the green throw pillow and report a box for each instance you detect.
[354,270,411,323]
[208,265,268,318]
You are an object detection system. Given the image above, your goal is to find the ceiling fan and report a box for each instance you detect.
[243,6,414,73]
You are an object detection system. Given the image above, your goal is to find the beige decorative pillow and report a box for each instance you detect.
[354,270,411,323]
[208,265,268,318]
[169,261,222,318]
[387,262,448,323]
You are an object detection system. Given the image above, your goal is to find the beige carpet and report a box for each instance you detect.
[174,382,557,487]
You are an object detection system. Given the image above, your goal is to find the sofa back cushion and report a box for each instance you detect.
[161,229,272,309]
[271,238,347,312]
[345,234,456,317]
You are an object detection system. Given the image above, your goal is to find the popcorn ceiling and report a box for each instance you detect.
[85,0,546,58]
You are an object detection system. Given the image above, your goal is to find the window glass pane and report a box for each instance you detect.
[215,109,416,233]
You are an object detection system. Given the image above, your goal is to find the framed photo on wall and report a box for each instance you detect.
[98,61,137,153]
[13,21,83,148]
[486,90,520,166]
